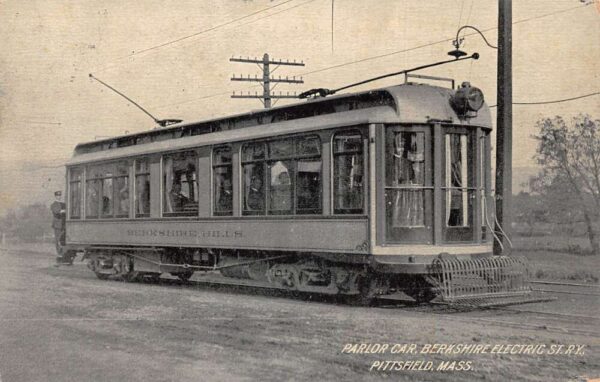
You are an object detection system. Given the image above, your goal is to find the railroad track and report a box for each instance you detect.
[42,255,600,338]
[170,274,600,338]
[529,280,600,297]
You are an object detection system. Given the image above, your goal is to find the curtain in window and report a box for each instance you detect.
[164,157,174,213]
[446,134,468,227]
[391,132,424,227]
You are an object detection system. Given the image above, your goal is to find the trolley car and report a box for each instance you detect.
[62,79,537,306]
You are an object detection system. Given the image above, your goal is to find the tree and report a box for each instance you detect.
[512,191,548,236]
[533,114,600,255]
[0,203,52,243]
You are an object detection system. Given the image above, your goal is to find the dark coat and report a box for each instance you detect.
[51,201,66,229]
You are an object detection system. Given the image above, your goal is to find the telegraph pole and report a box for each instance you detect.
[230,53,305,108]
[494,0,512,255]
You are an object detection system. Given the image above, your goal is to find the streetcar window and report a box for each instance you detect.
[241,136,322,216]
[68,167,82,219]
[295,136,321,214]
[135,159,150,217]
[268,139,294,214]
[269,159,293,214]
[242,143,266,215]
[333,131,364,214]
[85,164,102,219]
[85,162,130,219]
[86,178,100,218]
[388,132,425,227]
[101,177,113,217]
[445,134,472,228]
[163,151,198,216]
[480,132,491,241]
[213,147,233,216]
[114,162,129,217]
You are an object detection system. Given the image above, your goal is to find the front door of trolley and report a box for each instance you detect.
[384,125,433,244]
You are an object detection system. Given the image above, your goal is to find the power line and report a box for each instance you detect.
[94,0,296,73]
[17,120,62,126]
[300,2,590,77]
[488,91,599,108]
[155,2,591,109]
[136,0,296,55]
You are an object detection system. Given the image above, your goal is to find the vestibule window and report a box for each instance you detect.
[85,161,129,219]
[480,132,491,241]
[333,131,364,214]
[388,132,425,227]
[384,126,432,244]
[445,134,471,227]
[69,167,82,219]
[135,159,150,217]
[443,131,475,242]
[213,147,233,216]
[163,151,198,216]
[241,135,322,216]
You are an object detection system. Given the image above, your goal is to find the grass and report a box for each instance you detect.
[513,235,599,283]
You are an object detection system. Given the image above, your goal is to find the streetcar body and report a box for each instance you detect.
[63,81,534,305]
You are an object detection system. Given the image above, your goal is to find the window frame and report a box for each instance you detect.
[134,158,151,218]
[240,134,323,216]
[331,129,367,215]
[162,150,199,217]
[212,145,234,216]
[442,126,477,243]
[382,125,433,244]
[68,167,83,219]
[84,161,130,219]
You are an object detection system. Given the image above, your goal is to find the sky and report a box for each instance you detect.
[0,0,598,215]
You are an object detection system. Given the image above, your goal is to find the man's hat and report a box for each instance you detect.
[54,191,62,196]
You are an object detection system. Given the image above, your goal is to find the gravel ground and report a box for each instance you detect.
[0,246,598,382]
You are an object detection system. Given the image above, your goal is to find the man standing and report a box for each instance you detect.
[51,191,69,264]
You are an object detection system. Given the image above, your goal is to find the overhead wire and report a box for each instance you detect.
[488,92,599,108]
[93,0,298,73]
[152,0,318,110]
[154,2,592,109]
[299,2,590,77]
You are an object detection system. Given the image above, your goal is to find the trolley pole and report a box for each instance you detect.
[494,0,512,255]
[230,53,305,109]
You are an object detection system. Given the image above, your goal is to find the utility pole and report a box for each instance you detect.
[230,53,305,108]
[494,0,512,255]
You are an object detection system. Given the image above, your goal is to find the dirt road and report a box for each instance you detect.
[0,247,598,382]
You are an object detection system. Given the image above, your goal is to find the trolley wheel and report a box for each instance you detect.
[404,276,437,304]
[346,275,378,306]
[173,271,194,282]
[140,273,161,283]
[122,271,141,282]
[95,272,110,280]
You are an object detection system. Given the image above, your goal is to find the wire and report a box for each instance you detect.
[483,194,504,253]
[300,3,590,77]
[154,91,232,109]
[17,120,62,126]
[155,2,591,109]
[488,92,599,108]
[94,0,296,73]
[457,0,465,31]
[133,1,294,55]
